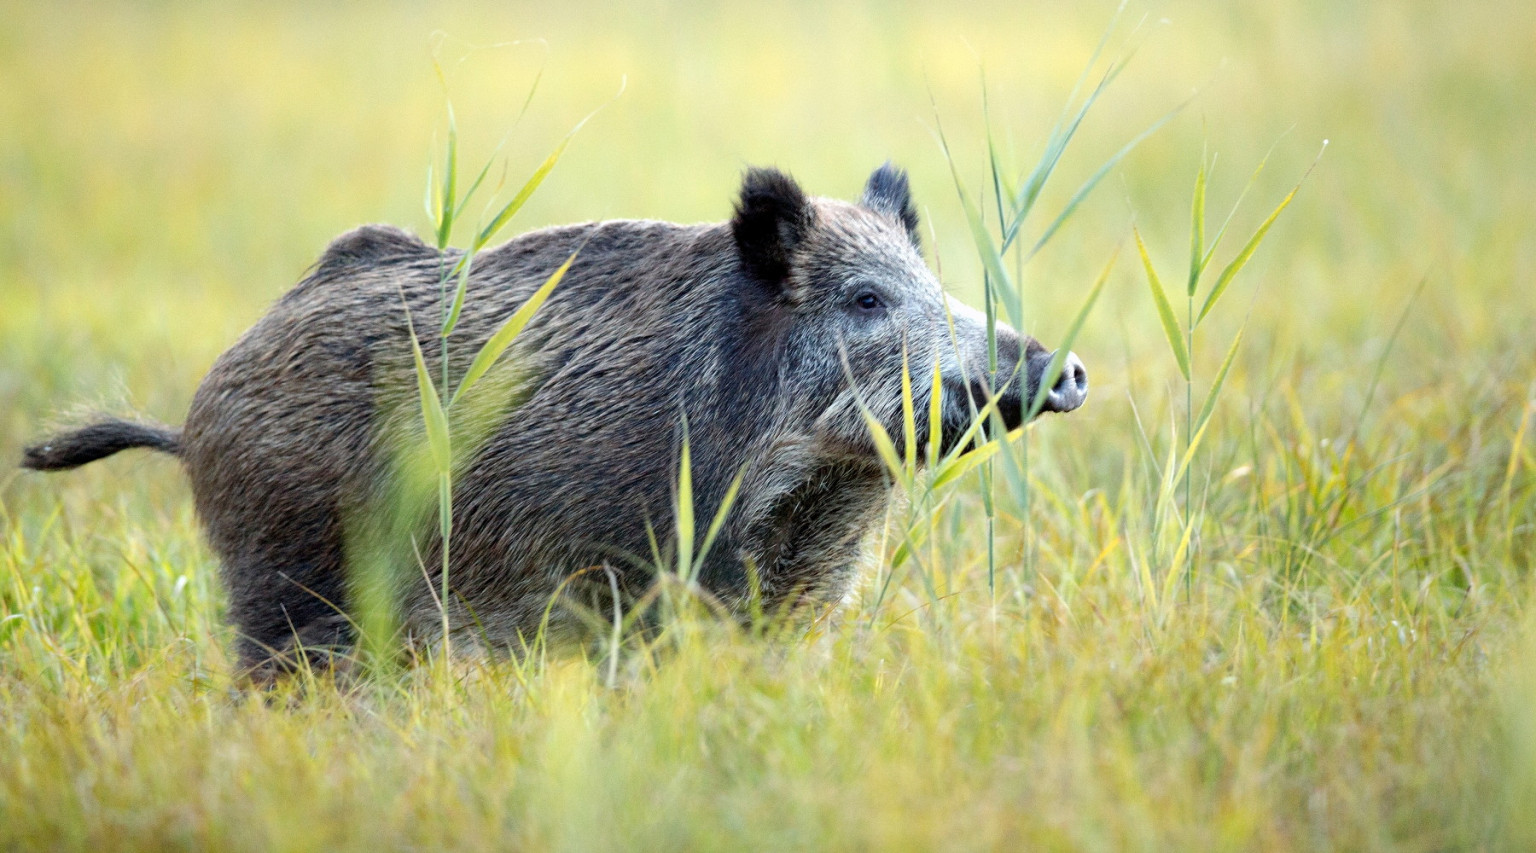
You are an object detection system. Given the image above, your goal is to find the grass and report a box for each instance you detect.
[3,0,1536,849]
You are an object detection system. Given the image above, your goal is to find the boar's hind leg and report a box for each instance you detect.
[215,509,357,684]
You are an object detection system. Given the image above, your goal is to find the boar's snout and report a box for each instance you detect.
[930,302,1089,456]
[1027,349,1089,415]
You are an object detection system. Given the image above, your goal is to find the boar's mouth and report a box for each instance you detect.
[917,377,1023,460]
[929,352,1089,459]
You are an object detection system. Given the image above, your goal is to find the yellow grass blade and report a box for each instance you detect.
[926,354,944,469]
[861,409,907,487]
[901,347,917,471]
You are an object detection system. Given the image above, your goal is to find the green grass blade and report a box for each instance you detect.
[453,157,500,224]
[1193,324,1245,435]
[435,105,459,250]
[696,465,746,572]
[451,63,546,224]
[1027,94,1189,260]
[450,250,577,407]
[1354,275,1427,436]
[1135,228,1190,381]
[475,137,567,250]
[993,415,1029,512]
[1197,139,1325,326]
[1003,61,1125,249]
[1029,249,1116,417]
[410,333,452,474]
[1054,0,1127,133]
[837,340,909,489]
[1187,160,1206,295]
[930,386,1008,474]
[1200,139,1282,271]
[440,253,475,338]
[930,110,1024,329]
[982,73,1011,233]
[1196,184,1298,326]
[947,163,1024,330]
[1158,514,1198,614]
[890,517,934,570]
[1169,410,1214,494]
[474,83,622,249]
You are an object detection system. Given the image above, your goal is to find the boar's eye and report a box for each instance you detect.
[853,290,884,313]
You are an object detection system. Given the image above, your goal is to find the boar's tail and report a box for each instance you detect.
[21,419,182,471]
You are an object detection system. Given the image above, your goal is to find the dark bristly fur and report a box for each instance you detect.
[21,164,1089,678]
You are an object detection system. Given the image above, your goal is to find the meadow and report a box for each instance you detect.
[3,1,1534,849]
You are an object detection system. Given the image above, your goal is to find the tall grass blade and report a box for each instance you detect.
[1029,250,1116,417]
[982,74,1012,232]
[901,348,917,471]
[1135,228,1190,381]
[930,426,1022,491]
[1159,514,1198,612]
[435,106,459,250]
[410,334,452,473]
[1195,140,1325,325]
[938,127,1024,330]
[1194,324,1245,435]
[449,57,546,225]
[861,409,908,488]
[930,393,1007,476]
[890,517,934,570]
[1052,0,1128,138]
[1027,96,1189,260]
[696,466,746,572]
[1169,414,1214,494]
[474,137,568,248]
[1201,141,1280,270]
[993,411,1030,514]
[1195,181,1300,326]
[1355,275,1427,435]
[475,83,623,247]
[926,355,944,468]
[675,430,695,580]
[1188,160,1207,294]
[450,250,577,407]
[1507,401,1534,499]
[453,157,500,224]
[1003,60,1129,249]
[441,254,474,338]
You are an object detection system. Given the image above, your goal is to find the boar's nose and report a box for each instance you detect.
[1029,350,1089,414]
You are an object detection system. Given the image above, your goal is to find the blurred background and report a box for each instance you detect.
[1,0,1531,518]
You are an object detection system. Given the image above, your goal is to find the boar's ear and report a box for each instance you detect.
[860,162,921,250]
[732,167,814,289]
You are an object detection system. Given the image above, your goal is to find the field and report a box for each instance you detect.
[3,1,1535,849]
